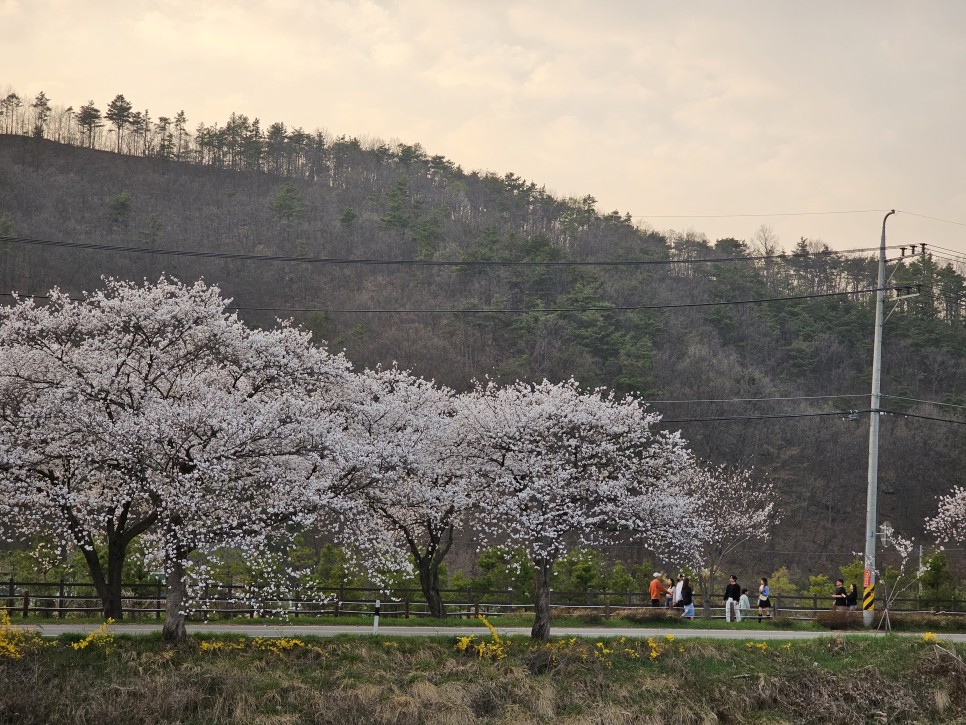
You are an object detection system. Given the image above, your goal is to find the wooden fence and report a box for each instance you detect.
[5,577,966,621]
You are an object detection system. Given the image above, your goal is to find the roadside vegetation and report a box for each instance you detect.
[2,611,964,724]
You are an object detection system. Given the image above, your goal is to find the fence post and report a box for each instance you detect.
[775,594,781,617]
[22,590,29,619]
[507,587,513,607]
[155,579,162,621]
[7,576,13,612]
[333,598,340,618]
[58,578,65,619]
[604,600,611,620]
[466,588,472,619]
[404,597,410,619]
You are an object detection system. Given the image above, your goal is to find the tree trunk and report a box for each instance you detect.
[162,559,188,645]
[78,536,127,620]
[416,556,446,619]
[701,565,718,618]
[407,520,454,620]
[531,558,553,641]
[66,506,156,621]
[105,536,128,620]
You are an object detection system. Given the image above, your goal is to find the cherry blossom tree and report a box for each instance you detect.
[927,486,966,543]
[461,378,694,640]
[0,278,358,635]
[679,464,779,616]
[315,366,471,618]
[131,321,357,643]
[0,279,239,619]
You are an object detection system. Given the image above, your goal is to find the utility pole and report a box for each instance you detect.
[863,208,895,627]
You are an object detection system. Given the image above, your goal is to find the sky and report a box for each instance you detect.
[3,0,966,256]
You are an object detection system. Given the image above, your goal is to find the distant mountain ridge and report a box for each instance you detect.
[1,130,965,580]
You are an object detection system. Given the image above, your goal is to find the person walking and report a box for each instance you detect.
[757,577,771,622]
[649,572,669,607]
[723,575,741,623]
[846,583,858,611]
[680,577,695,620]
[738,588,751,622]
[664,576,675,608]
[832,579,849,609]
[673,574,685,608]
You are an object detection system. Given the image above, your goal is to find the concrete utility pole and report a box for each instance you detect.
[863,209,895,627]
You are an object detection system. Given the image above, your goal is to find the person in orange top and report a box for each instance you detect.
[649,571,670,607]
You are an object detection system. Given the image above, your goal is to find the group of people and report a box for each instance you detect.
[647,573,781,623]
[649,572,698,619]
[832,579,859,610]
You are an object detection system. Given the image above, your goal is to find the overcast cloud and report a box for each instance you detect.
[3,0,966,252]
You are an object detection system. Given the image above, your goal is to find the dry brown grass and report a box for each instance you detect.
[2,634,965,724]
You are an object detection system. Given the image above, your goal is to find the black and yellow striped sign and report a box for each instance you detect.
[863,585,875,611]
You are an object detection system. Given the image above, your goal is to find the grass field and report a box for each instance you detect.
[2,614,966,724]
[14,606,966,633]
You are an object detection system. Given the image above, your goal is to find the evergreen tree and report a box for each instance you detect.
[105,94,134,153]
[75,100,102,148]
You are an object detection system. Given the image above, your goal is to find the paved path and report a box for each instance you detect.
[12,622,964,641]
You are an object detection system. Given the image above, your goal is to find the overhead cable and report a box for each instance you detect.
[661,409,966,426]
[897,211,966,228]
[0,287,885,315]
[659,410,870,424]
[644,394,867,404]
[881,394,966,411]
[0,234,890,269]
[631,209,889,219]
[221,288,883,314]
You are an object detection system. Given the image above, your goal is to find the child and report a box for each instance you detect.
[738,588,751,622]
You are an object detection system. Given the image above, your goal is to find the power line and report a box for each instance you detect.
[631,209,889,219]
[660,409,966,426]
[926,244,966,257]
[879,409,966,426]
[881,394,966,411]
[925,252,966,267]
[659,410,868,424]
[219,288,882,314]
[897,211,966,228]
[644,394,867,404]
[0,287,885,315]
[0,234,890,269]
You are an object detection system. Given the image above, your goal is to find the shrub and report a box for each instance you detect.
[613,607,680,623]
[0,608,43,659]
[886,612,966,632]
[815,610,865,630]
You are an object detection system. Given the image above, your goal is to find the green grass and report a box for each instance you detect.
[17,608,966,634]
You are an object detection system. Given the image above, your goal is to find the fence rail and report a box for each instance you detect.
[4,577,964,621]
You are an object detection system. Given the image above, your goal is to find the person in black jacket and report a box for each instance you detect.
[846,583,858,611]
[723,575,742,622]
[681,577,695,620]
[833,578,849,608]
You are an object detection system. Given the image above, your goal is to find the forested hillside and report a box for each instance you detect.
[1,112,965,580]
